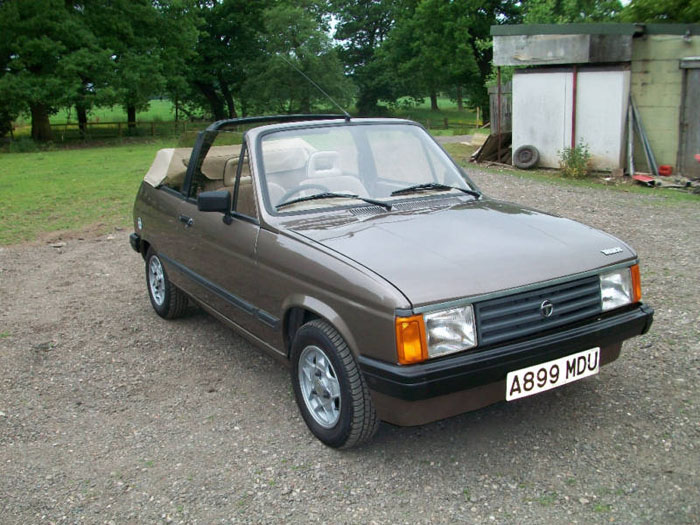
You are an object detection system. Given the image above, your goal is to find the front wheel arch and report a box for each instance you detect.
[280,297,361,362]
[140,239,151,261]
[283,307,319,357]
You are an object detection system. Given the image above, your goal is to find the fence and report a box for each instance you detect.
[46,120,206,142]
[26,116,488,143]
[413,117,487,132]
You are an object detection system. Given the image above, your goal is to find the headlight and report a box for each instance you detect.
[424,305,477,358]
[600,264,641,312]
[395,305,476,364]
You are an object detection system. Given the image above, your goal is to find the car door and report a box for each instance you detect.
[175,139,263,336]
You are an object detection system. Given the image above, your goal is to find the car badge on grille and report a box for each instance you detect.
[540,300,555,318]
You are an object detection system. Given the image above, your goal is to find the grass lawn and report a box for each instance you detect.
[0,139,175,245]
[13,100,176,127]
[389,96,481,135]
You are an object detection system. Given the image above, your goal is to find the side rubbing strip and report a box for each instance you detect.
[256,310,280,329]
[160,254,279,329]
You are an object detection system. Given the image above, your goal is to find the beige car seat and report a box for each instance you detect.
[267,182,286,207]
[302,151,367,196]
[223,156,258,217]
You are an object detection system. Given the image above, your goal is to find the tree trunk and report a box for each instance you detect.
[76,105,88,138]
[456,86,464,111]
[219,78,238,118]
[30,104,52,141]
[430,90,439,111]
[357,91,379,116]
[127,105,136,130]
[195,81,226,120]
[300,89,311,114]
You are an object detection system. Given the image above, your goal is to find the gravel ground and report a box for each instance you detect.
[0,168,698,524]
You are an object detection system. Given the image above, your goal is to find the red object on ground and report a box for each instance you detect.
[695,154,700,163]
[632,174,655,185]
[658,165,673,176]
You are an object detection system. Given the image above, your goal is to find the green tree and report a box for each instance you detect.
[382,0,480,111]
[75,0,197,131]
[380,0,519,114]
[186,0,269,120]
[0,3,20,138]
[85,0,168,129]
[620,0,700,22]
[523,0,623,24]
[0,0,109,141]
[246,1,352,114]
[462,0,522,113]
[332,0,408,115]
[158,1,199,122]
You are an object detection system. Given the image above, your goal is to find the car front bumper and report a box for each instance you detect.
[359,303,653,426]
[129,232,141,253]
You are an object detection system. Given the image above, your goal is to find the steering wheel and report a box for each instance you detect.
[279,183,330,204]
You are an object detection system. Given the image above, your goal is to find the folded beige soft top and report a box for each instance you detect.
[143,139,316,188]
[143,145,244,188]
[143,148,189,188]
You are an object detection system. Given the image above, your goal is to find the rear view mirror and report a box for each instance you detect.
[197,190,230,213]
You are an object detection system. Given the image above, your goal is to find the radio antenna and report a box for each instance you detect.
[278,54,351,121]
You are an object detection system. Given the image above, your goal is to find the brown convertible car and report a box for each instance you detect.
[130,115,653,448]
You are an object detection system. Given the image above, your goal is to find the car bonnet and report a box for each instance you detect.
[286,199,636,308]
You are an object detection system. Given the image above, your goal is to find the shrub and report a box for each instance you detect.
[559,142,592,178]
[8,137,40,153]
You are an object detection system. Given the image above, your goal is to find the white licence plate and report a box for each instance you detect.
[506,347,600,401]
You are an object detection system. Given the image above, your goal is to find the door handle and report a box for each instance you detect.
[178,215,194,228]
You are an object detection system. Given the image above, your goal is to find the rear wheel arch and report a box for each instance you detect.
[144,247,188,319]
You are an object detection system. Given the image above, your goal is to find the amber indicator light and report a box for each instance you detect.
[395,315,428,364]
[630,264,642,303]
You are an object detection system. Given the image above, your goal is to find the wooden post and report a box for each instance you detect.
[497,67,502,163]
[476,107,481,127]
[571,65,578,149]
[444,117,448,130]
[627,102,634,176]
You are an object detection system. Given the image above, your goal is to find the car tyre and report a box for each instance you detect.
[513,145,540,169]
[145,248,188,319]
[291,319,379,448]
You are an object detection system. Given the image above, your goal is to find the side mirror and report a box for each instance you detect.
[197,190,230,213]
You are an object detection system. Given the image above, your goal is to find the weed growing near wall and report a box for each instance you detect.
[559,142,592,178]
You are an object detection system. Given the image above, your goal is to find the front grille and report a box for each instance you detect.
[475,275,602,347]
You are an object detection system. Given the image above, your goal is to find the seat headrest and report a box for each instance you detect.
[307,151,341,179]
[223,157,238,187]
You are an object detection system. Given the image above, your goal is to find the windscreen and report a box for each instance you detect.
[259,123,475,212]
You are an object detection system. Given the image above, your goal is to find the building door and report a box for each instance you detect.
[679,58,700,178]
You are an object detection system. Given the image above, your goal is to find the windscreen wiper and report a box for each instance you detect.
[277,192,393,211]
[390,182,481,199]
